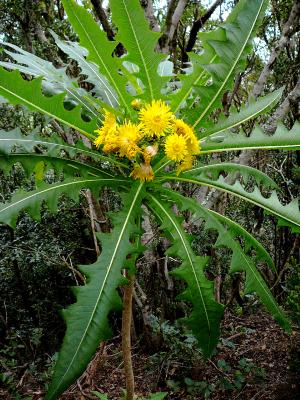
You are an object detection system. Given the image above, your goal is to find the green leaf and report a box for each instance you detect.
[45,182,145,400]
[0,154,113,179]
[143,393,168,400]
[199,89,283,139]
[61,0,131,112]
[163,173,300,233]
[157,186,274,270]
[147,193,224,358]
[91,393,109,400]
[50,30,119,108]
[0,128,129,169]
[0,68,97,139]
[171,0,268,128]
[185,162,278,189]
[110,0,167,100]
[159,189,290,332]
[0,177,126,228]
[0,41,101,119]
[200,122,300,153]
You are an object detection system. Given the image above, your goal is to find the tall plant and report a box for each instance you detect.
[0,0,299,398]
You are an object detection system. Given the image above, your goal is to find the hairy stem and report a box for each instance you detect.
[122,273,135,400]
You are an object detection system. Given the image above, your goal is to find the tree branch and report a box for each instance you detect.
[252,0,300,99]
[159,0,189,54]
[265,77,300,133]
[90,0,115,40]
[202,0,300,210]
[184,0,225,57]
[140,0,160,32]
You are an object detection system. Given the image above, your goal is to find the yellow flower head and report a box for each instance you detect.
[131,163,154,182]
[118,121,142,159]
[172,119,200,155]
[165,133,188,162]
[102,133,120,153]
[176,155,194,174]
[172,119,191,136]
[94,110,118,148]
[139,100,173,138]
[94,132,106,148]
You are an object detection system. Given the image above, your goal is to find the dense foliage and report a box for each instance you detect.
[0,0,299,399]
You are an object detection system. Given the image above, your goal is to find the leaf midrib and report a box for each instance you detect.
[192,1,265,128]
[165,175,300,229]
[0,177,124,214]
[66,1,129,111]
[149,194,211,349]
[0,83,95,140]
[53,182,144,394]
[0,137,129,169]
[120,0,154,100]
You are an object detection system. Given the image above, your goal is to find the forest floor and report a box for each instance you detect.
[1,310,300,400]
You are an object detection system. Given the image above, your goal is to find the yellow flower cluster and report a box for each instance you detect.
[94,100,200,181]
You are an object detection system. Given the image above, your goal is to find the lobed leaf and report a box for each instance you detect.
[0,68,97,139]
[147,193,224,357]
[158,189,290,331]
[0,41,100,119]
[162,173,300,233]
[110,0,168,100]
[61,0,131,112]
[171,0,268,129]
[0,154,114,179]
[199,88,283,139]
[200,121,300,153]
[0,128,128,169]
[185,162,278,189]
[45,182,145,399]
[50,30,119,108]
[0,176,127,228]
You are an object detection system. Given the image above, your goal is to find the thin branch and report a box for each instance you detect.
[184,0,225,57]
[252,0,300,99]
[90,0,115,40]
[90,0,125,55]
[265,77,300,133]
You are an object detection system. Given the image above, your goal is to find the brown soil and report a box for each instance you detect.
[1,311,299,400]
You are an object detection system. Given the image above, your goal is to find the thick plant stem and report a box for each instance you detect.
[122,273,135,400]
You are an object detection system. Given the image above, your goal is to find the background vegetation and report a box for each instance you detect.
[0,0,299,399]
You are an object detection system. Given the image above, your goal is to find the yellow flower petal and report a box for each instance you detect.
[165,133,188,162]
[139,100,173,138]
[172,119,200,155]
